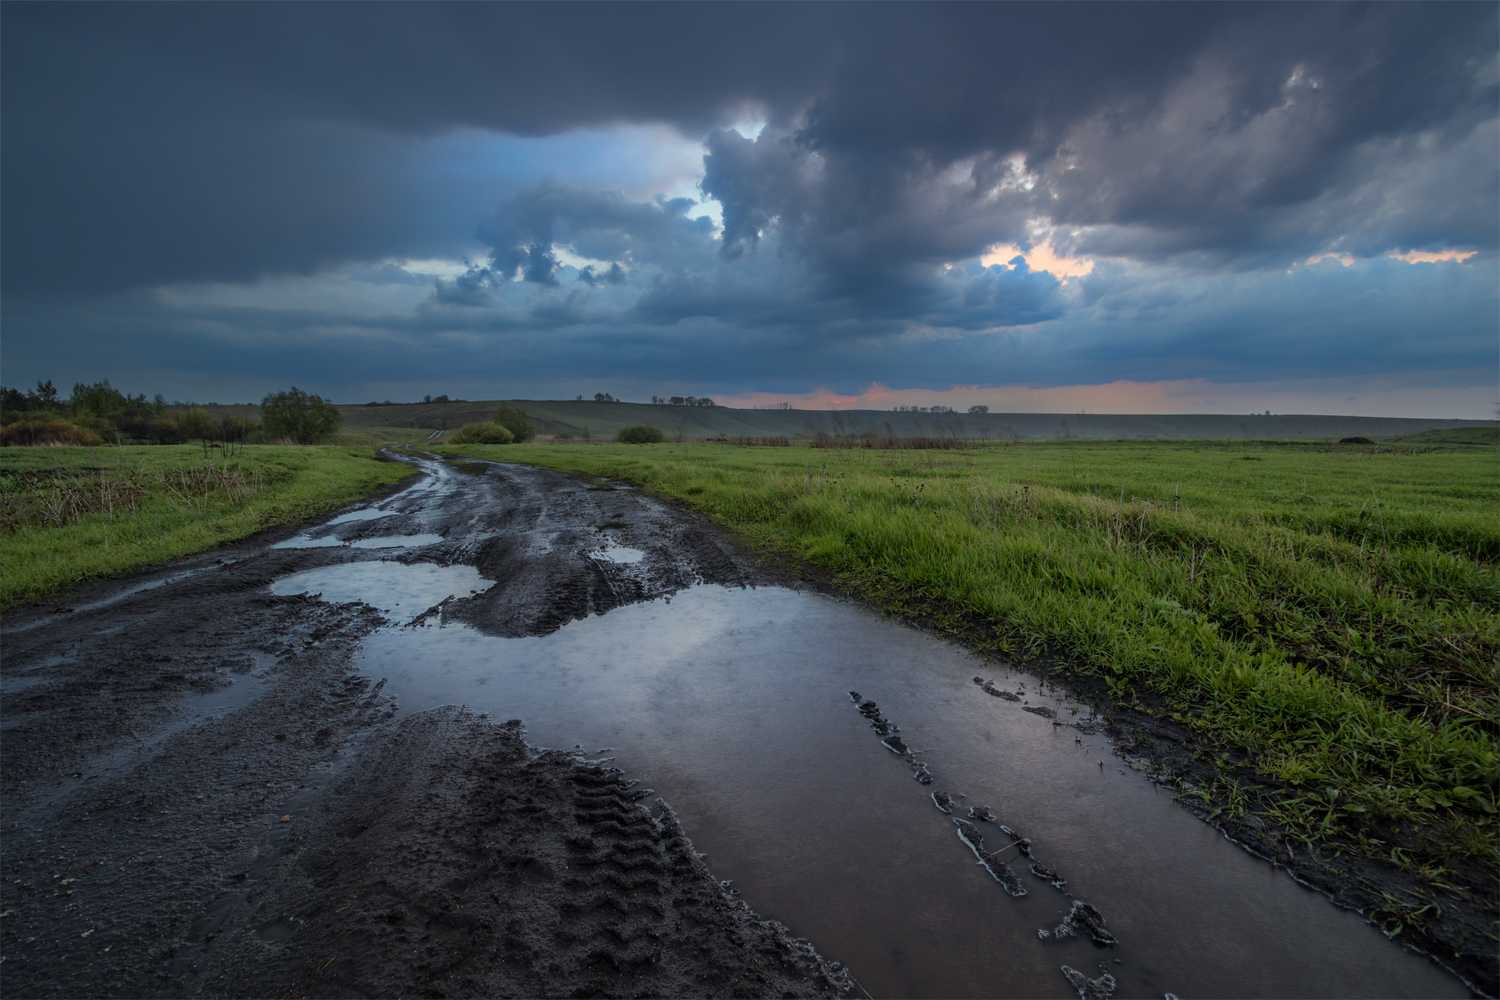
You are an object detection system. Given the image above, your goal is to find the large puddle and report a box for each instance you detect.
[271,563,1466,999]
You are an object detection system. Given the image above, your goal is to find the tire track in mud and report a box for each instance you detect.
[0,453,846,998]
[846,688,1126,999]
[167,707,850,998]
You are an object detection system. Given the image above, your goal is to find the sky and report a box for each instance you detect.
[2,2,1496,416]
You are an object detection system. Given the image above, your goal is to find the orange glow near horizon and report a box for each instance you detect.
[712,377,1494,419]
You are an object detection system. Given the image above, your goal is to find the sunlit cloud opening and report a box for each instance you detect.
[393,258,477,280]
[1304,252,1354,267]
[981,241,1094,280]
[1389,249,1479,264]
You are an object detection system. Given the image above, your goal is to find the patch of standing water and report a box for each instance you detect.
[271,533,443,551]
[176,652,278,722]
[268,561,491,617]
[270,535,347,549]
[327,508,399,525]
[304,575,1461,999]
[593,544,647,564]
[350,533,443,549]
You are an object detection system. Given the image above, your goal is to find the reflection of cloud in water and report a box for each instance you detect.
[271,535,347,549]
[351,533,443,549]
[271,533,443,550]
[594,545,646,564]
[328,508,400,525]
[269,562,491,615]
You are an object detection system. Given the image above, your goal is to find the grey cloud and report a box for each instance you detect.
[479,182,719,283]
[579,263,627,287]
[432,270,496,307]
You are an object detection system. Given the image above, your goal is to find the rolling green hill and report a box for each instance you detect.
[334,399,1493,444]
[170,398,1494,445]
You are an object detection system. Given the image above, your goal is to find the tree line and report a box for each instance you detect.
[1,380,345,446]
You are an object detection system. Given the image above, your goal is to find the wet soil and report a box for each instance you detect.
[0,455,843,998]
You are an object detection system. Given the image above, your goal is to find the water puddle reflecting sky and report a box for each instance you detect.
[592,544,647,564]
[327,508,400,525]
[270,533,443,551]
[273,563,1465,999]
[269,562,490,617]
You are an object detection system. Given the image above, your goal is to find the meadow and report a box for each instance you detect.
[0,444,412,607]
[440,434,1499,882]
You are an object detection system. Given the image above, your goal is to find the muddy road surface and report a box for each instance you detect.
[1,453,847,998]
[1,451,1486,998]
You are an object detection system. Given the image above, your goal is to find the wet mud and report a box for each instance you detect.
[0,454,842,998]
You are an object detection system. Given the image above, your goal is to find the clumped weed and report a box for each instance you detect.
[729,435,792,447]
[1,463,263,532]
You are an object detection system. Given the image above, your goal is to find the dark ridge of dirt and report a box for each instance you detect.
[435,460,774,639]
[167,706,850,999]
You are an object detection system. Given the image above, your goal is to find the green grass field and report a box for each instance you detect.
[0,444,413,607]
[439,435,1499,879]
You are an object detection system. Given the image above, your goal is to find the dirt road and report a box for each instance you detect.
[0,452,850,997]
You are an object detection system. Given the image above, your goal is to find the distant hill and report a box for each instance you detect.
[330,399,1495,443]
[1394,425,1498,446]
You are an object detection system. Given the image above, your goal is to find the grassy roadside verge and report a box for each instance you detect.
[1,444,414,608]
[441,437,1499,885]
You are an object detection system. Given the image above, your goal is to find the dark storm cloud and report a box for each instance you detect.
[7,2,1493,298]
[579,264,627,288]
[697,2,1497,287]
[451,179,1068,334]
[2,2,1495,412]
[477,183,716,285]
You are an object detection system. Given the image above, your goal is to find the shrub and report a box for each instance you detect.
[616,424,666,444]
[218,415,258,442]
[261,387,343,444]
[69,412,117,441]
[179,407,215,441]
[493,403,537,442]
[451,421,515,444]
[0,418,105,447]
